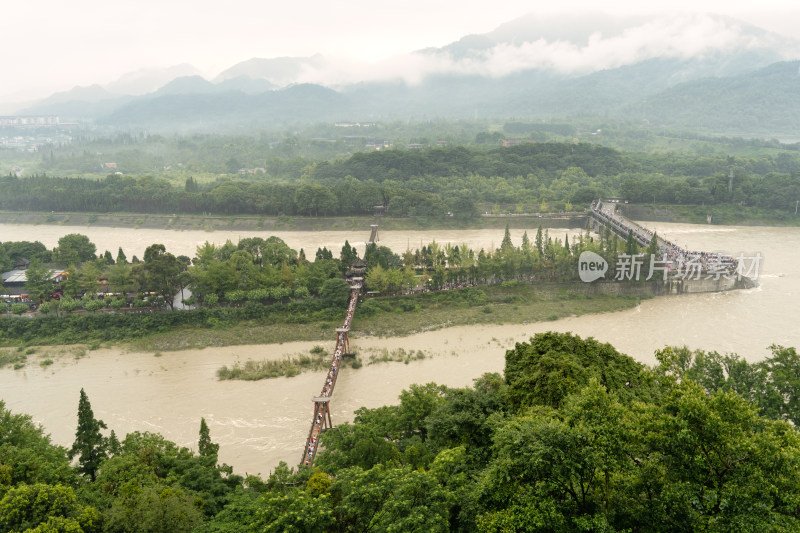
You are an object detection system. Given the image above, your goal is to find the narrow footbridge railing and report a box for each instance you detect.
[301,280,361,465]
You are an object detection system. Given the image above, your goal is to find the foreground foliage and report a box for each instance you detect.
[2,333,800,532]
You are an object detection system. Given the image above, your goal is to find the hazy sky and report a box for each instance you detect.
[2,0,799,103]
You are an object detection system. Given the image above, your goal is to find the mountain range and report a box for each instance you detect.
[12,12,800,137]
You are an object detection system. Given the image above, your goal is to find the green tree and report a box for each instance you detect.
[68,389,107,482]
[10,303,29,315]
[365,265,388,293]
[53,234,96,266]
[635,382,800,531]
[625,229,638,256]
[340,240,358,269]
[262,237,297,267]
[23,258,53,303]
[134,244,184,310]
[762,344,800,425]
[83,298,105,313]
[0,401,76,487]
[504,332,653,410]
[330,465,450,532]
[295,184,337,216]
[476,380,628,531]
[500,224,513,252]
[115,247,127,264]
[319,278,351,307]
[254,490,335,532]
[535,225,544,256]
[103,485,204,533]
[198,417,219,462]
[0,483,101,533]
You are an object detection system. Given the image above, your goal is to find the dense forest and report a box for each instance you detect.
[3,141,800,218]
[2,332,800,532]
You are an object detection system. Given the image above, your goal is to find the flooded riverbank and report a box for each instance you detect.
[0,221,798,475]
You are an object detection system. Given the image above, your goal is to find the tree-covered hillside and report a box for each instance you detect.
[3,141,800,219]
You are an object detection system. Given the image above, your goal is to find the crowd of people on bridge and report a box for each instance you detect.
[590,200,738,275]
[303,282,361,465]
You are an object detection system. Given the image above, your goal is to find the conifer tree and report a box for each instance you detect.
[647,232,659,258]
[116,247,127,264]
[69,388,107,481]
[625,230,638,255]
[535,226,544,256]
[199,417,219,462]
[500,224,513,252]
[521,231,531,253]
[106,429,121,456]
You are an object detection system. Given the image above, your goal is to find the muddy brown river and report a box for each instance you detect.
[0,222,797,476]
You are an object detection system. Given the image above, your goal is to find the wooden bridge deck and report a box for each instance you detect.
[300,281,361,466]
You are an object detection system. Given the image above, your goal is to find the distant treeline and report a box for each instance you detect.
[3,142,800,217]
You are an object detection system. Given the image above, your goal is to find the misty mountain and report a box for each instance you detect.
[214,55,328,87]
[217,76,276,94]
[152,76,219,96]
[13,12,800,136]
[627,60,800,134]
[29,84,117,106]
[17,85,134,121]
[151,75,275,97]
[419,12,652,59]
[104,64,202,95]
[104,84,348,131]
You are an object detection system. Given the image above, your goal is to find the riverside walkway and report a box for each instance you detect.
[300,278,362,466]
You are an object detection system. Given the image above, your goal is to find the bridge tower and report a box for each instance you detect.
[367,205,384,245]
[311,397,333,431]
[335,327,351,355]
[367,225,379,245]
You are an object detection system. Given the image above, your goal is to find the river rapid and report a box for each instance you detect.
[0,221,797,476]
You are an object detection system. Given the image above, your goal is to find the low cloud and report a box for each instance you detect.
[288,13,799,87]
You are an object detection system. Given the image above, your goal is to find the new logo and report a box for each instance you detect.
[578,251,608,282]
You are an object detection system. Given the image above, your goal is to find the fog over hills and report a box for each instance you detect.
[12,12,800,136]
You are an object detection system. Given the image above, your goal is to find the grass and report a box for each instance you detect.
[0,351,28,369]
[0,344,93,371]
[217,352,330,380]
[351,283,644,338]
[130,322,333,352]
[361,347,428,365]
[215,344,431,381]
[127,283,643,352]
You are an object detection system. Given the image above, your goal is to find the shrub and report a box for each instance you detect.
[10,304,29,315]
[38,301,57,315]
[225,290,247,303]
[84,299,106,312]
[59,297,82,312]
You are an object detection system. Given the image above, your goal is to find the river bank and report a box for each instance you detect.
[0,210,585,232]
[0,283,645,351]
[619,203,800,226]
[1,204,797,235]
